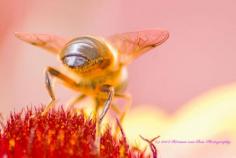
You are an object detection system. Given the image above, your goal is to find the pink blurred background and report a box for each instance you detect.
[0,0,236,157]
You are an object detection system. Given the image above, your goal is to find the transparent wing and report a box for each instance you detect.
[107,29,169,65]
[15,32,71,55]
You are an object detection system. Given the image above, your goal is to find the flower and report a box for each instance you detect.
[0,106,156,158]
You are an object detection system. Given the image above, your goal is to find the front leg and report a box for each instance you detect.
[42,66,83,115]
[95,85,114,155]
[98,85,115,123]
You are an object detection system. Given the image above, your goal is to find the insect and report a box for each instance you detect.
[15,29,169,144]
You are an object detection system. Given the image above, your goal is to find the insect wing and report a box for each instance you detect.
[15,32,71,55]
[107,29,169,65]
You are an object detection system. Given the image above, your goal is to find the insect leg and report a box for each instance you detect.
[112,93,132,137]
[66,94,86,112]
[114,93,132,122]
[42,66,81,115]
[94,98,101,120]
[41,68,56,115]
[98,85,115,123]
[111,104,122,115]
[95,85,114,155]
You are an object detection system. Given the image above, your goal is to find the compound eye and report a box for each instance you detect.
[61,37,105,69]
[63,54,89,68]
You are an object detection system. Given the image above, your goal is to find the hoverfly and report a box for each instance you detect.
[15,29,169,133]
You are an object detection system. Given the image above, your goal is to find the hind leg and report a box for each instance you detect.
[111,93,132,137]
[113,93,132,122]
